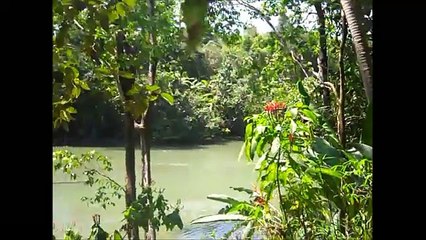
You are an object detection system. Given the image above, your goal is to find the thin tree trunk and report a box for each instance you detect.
[314,2,331,108]
[116,31,139,240]
[139,0,157,239]
[338,11,348,148]
[340,0,373,103]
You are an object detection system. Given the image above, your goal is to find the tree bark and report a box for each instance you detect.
[314,2,331,109]
[340,0,373,103]
[338,11,348,147]
[116,31,139,240]
[139,0,157,239]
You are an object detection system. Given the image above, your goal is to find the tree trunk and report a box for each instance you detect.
[116,31,139,240]
[124,112,139,239]
[338,11,348,147]
[314,2,331,109]
[139,0,157,239]
[340,0,373,103]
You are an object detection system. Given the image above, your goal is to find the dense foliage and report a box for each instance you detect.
[53,0,372,239]
[203,84,372,239]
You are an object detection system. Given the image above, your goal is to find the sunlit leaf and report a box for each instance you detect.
[160,92,174,105]
[270,137,280,156]
[123,0,136,8]
[67,106,77,114]
[112,230,123,240]
[290,120,297,134]
[116,2,126,17]
[146,84,160,92]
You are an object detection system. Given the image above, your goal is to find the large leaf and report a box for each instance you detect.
[312,137,341,158]
[270,137,281,156]
[160,92,174,105]
[229,187,253,195]
[310,167,342,178]
[207,194,240,205]
[297,80,311,105]
[362,103,373,146]
[351,143,372,159]
[290,120,297,134]
[146,84,160,92]
[191,214,247,224]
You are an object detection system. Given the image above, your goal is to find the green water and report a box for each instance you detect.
[53,141,257,238]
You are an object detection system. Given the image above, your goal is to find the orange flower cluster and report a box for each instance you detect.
[264,101,286,112]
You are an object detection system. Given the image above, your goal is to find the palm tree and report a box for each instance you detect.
[340,0,373,103]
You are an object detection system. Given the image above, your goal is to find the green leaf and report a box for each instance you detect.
[108,10,119,22]
[72,86,81,98]
[290,120,297,134]
[297,80,310,105]
[255,152,268,170]
[95,67,112,75]
[289,108,298,118]
[67,106,77,114]
[123,0,136,8]
[245,123,253,140]
[312,167,342,178]
[146,84,160,92]
[302,109,318,123]
[245,141,253,161]
[116,2,126,17]
[191,214,247,224]
[255,137,265,156]
[312,137,341,158]
[160,92,174,105]
[112,230,123,240]
[362,103,373,146]
[80,81,90,90]
[270,137,280,156]
[64,67,77,82]
[60,110,70,122]
[207,194,240,205]
[119,71,134,79]
[229,187,253,195]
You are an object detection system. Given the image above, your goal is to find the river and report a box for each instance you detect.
[53,141,257,239]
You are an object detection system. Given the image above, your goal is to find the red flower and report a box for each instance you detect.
[264,101,286,113]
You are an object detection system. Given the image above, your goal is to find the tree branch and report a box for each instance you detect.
[86,168,126,193]
[236,0,312,79]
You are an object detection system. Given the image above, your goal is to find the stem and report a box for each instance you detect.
[275,149,285,219]
[87,168,126,192]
